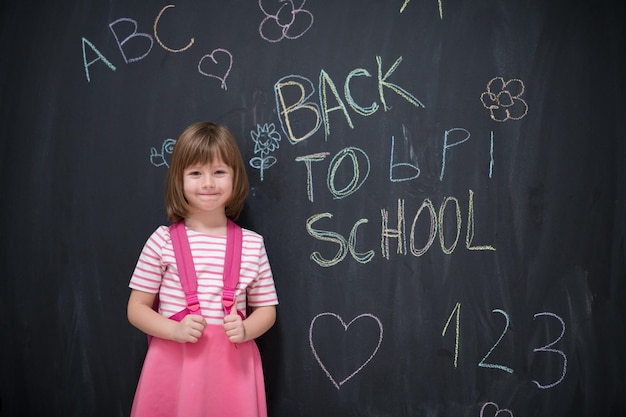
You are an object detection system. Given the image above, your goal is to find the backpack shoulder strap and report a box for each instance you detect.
[169,220,201,314]
[221,219,243,316]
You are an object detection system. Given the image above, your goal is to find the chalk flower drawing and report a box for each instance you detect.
[258,0,314,43]
[480,77,528,122]
[249,123,281,181]
[150,138,176,168]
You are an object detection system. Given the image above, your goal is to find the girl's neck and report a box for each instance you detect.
[183,213,228,235]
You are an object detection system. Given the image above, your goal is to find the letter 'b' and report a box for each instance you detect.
[109,18,154,63]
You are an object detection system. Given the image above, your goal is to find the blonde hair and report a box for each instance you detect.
[165,122,249,222]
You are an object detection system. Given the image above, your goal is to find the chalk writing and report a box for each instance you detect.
[309,312,383,389]
[466,189,496,251]
[327,147,370,199]
[382,199,407,258]
[480,77,528,122]
[381,190,495,260]
[81,38,117,82]
[295,152,330,202]
[400,0,444,20]
[409,199,435,256]
[306,213,349,267]
[480,402,514,417]
[259,0,314,43]
[153,5,194,53]
[349,219,376,264]
[441,305,567,388]
[306,190,494,266]
[249,123,282,181]
[295,146,370,201]
[296,127,494,203]
[390,126,495,182]
[532,312,567,389]
[150,138,176,168]
[390,132,420,183]
[440,128,470,181]
[274,55,424,144]
[489,131,495,178]
[109,18,154,63]
[479,309,514,373]
[82,6,234,89]
[274,75,321,144]
[439,128,495,180]
[442,302,461,368]
[320,69,355,137]
[438,196,462,254]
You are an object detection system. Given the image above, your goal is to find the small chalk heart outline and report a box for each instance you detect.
[309,312,383,390]
[480,401,514,417]
[198,48,233,90]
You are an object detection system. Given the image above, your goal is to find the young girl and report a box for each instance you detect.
[127,122,278,417]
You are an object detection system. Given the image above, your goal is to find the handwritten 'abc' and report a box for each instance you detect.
[81,5,232,89]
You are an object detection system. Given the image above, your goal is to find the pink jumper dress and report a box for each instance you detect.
[130,327,267,417]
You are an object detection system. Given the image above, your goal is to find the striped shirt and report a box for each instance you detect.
[129,225,278,325]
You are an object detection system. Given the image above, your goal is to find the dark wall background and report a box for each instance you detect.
[1,1,625,416]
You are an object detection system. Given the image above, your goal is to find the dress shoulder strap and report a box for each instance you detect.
[221,219,243,316]
[169,220,201,314]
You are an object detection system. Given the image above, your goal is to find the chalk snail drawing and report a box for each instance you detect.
[309,312,383,390]
[150,138,176,168]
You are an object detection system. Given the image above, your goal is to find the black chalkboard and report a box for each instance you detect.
[1,1,625,416]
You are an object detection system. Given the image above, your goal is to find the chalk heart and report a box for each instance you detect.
[480,402,514,417]
[198,48,233,90]
[309,312,383,390]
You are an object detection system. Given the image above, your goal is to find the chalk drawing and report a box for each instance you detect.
[309,312,383,389]
[259,0,314,43]
[480,77,528,122]
[249,123,282,181]
[198,48,233,90]
[150,138,176,168]
[480,402,514,417]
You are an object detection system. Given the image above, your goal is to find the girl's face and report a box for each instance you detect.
[183,159,233,216]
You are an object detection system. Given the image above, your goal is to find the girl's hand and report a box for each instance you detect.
[223,308,246,343]
[174,314,207,343]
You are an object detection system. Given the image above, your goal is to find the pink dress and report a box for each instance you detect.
[130,328,267,417]
[129,226,278,417]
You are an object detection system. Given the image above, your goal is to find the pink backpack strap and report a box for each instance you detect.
[221,219,243,317]
[169,220,201,318]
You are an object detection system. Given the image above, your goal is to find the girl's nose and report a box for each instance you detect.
[203,175,215,188]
